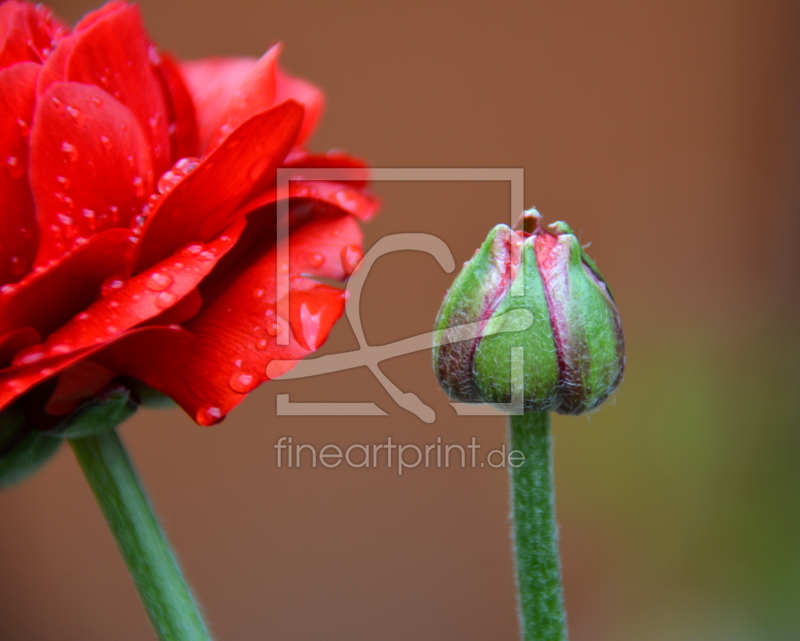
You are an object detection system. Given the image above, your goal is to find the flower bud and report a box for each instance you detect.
[433,210,624,414]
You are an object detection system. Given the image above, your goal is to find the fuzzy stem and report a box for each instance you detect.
[509,412,568,640]
[69,430,213,641]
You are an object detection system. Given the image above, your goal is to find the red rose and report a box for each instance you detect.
[0,1,378,427]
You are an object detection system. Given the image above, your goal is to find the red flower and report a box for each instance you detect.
[0,1,378,426]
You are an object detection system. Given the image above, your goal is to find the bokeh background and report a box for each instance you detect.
[2,1,799,640]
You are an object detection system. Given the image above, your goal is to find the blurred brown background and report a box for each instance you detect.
[2,1,800,639]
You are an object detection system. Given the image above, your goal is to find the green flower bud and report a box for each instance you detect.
[433,210,624,414]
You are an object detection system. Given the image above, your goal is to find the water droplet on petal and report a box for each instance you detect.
[101,277,125,297]
[77,312,90,320]
[198,250,216,261]
[155,291,178,309]
[234,359,243,368]
[333,189,357,211]
[9,256,23,275]
[17,348,44,364]
[299,302,323,350]
[197,406,223,424]
[56,175,70,188]
[5,156,23,178]
[60,141,78,162]
[253,288,265,298]
[6,380,25,393]
[132,175,145,198]
[16,119,30,136]
[253,326,268,350]
[229,370,259,394]
[340,244,362,274]
[0,284,18,295]
[50,343,71,354]
[57,213,73,225]
[145,271,172,291]
[100,135,112,150]
[182,244,204,257]
[65,105,84,123]
[106,325,119,334]
[82,208,95,219]
[307,253,325,268]
[91,96,104,107]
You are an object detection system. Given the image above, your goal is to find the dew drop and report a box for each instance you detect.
[182,244,204,256]
[197,406,223,424]
[106,325,119,334]
[50,95,63,109]
[132,175,145,198]
[50,343,71,354]
[5,156,23,178]
[307,252,325,268]
[16,119,30,136]
[60,141,78,162]
[155,291,178,309]
[6,380,25,393]
[234,358,243,368]
[333,189,357,211]
[9,256,23,275]
[253,288,265,298]
[253,326,268,350]
[263,309,283,337]
[56,175,70,188]
[198,250,216,261]
[145,271,172,291]
[82,208,95,219]
[18,348,44,364]
[299,302,322,350]
[0,284,18,295]
[100,135,112,149]
[101,277,125,296]
[229,370,259,394]
[57,213,73,225]
[77,312,90,320]
[340,244,362,274]
[91,96,104,107]
[65,105,84,123]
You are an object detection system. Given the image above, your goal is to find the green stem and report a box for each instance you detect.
[509,412,568,641]
[69,430,213,641]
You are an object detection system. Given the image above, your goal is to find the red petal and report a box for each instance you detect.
[134,101,303,271]
[0,2,64,69]
[100,212,361,425]
[45,360,116,415]
[27,220,243,359]
[0,228,136,338]
[275,66,323,145]
[73,0,127,33]
[283,149,371,188]
[0,345,97,413]
[205,45,280,151]
[153,52,199,159]
[66,3,170,174]
[0,61,39,285]
[36,31,72,94]
[30,82,153,266]
[235,179,380,224]
[180,56,257,153]
[0,327,40,367]
[0,223,243,414]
